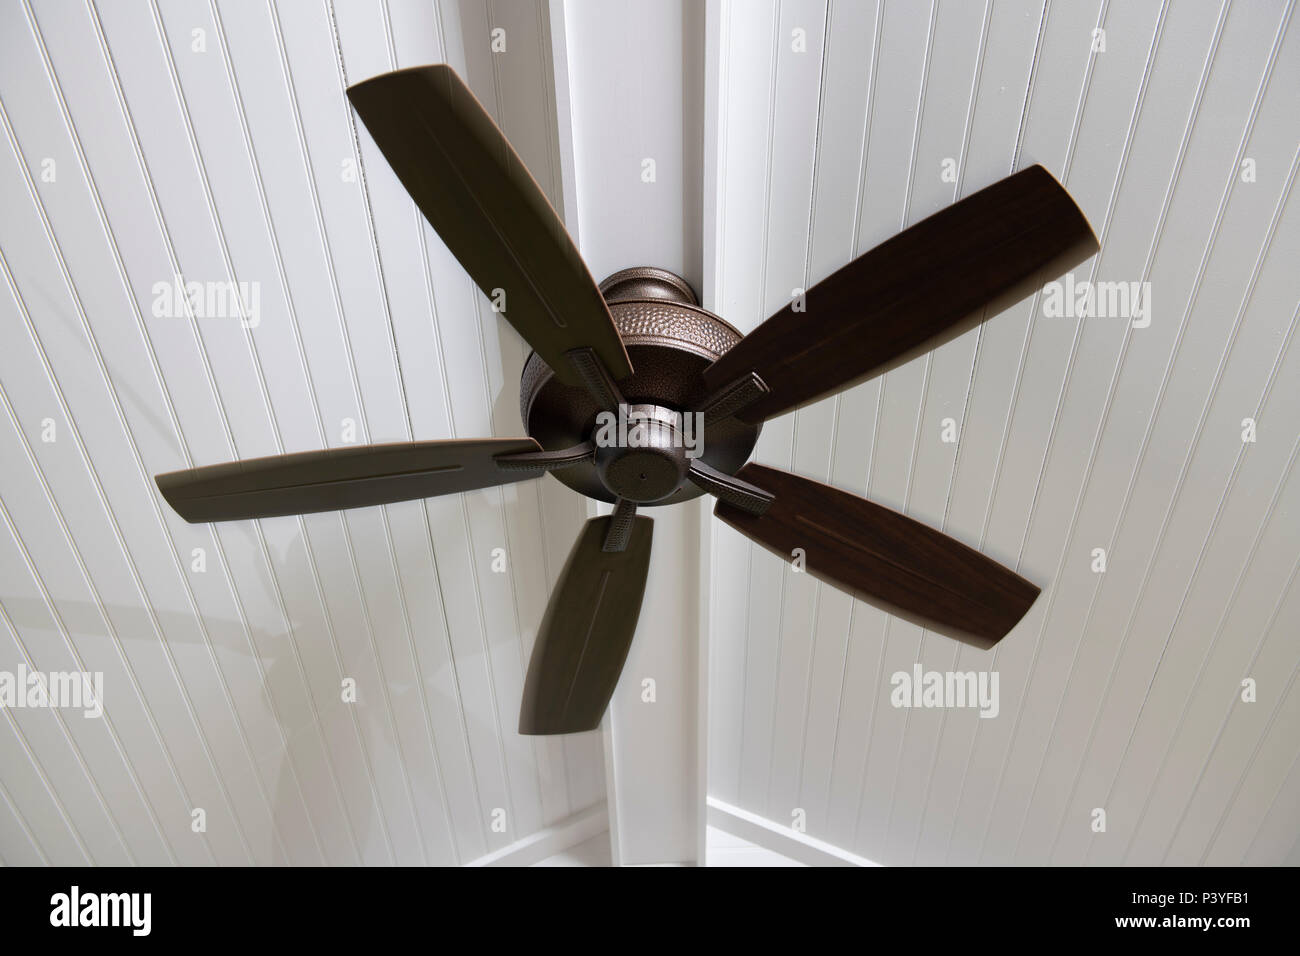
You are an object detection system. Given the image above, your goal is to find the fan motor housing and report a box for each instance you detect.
[520,268,761,506]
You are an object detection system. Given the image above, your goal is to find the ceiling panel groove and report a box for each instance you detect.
[0,765,46,864]
[852,0,1020,860]
[153,2,374,862]
[967,0,1219,865]
[969,0,1153,863]
[179,0,397,865]
[0,241,164,867]
[1,297,290,865]
[363,0,480,863]
[734,0,780,815]
[1131,0,1231,289]
[939,0,1189,865]
[710,0,1297,867]
[327,0,415,440]
[1128,300,1299,863]
[75,1,339,863]
[0,124,216,862]
[216,3,407,863]
[820,0,888,849]
[877,0,945,849]
[1173,560,1300,862]
[999,2,1110,567]
[990,1,1174,861]
[1120,425,1300,863]
[324,0,451,868]
[1237,657,1300,863]
[274,0,468,864]
[1053,141,1298,863]
[848,2,883,258]
[193,2,389,867]
[896,0,1073,864]
[70,14,331,861]
[1002,1,1293,865]
[0,657,91,863]
[1009,0,1049,170]
[906,0,998,866]
[0,0,598,866]
[0,509,111,864]
[784,0,835,817]
[897,0,939,221]
[981,2,1270,865]
[477,15,560,832]
[974,0,1105,563]
[812,0,883,840]
[405,189,484,861]
[0,494,126,866]
[0,64,257,864]
[378,0,502,858]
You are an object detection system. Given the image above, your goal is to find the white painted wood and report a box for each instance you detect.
[705,825,802,867]
[533,828,611,866]
[706,797,877,867]
[556,0,707,866]
[0,0,601,868]
[466,802,607,866]
[706,0,1300,868]
[559,0,701,288]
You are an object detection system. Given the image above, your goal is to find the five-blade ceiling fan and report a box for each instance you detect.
[155,65,1098,736]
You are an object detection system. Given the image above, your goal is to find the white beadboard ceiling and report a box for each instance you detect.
[0,0,601,866]
[1,0,1297,869]
[706,0,1300,866]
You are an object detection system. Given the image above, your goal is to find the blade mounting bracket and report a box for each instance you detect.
[494,440,596,473]
[602,499,639,552]
[565,347,626,413]
[687,459,774,516]
[698,371,770,427]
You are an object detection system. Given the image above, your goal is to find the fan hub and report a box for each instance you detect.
[593,404,693,502]
[520,268,762,506]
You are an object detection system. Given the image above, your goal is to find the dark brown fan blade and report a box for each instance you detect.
[519,515,653,734]
[156,438,542,523]
[703,165,1098,423]
[714,464,1038,648]
[347,65,631,387]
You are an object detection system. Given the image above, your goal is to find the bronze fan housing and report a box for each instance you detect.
[522,267,760,506]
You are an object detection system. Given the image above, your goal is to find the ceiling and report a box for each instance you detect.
[706,0,1300,866]
[0,0,599,866]
[1,0,1297,868]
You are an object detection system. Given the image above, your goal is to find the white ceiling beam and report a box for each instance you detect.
[549,0,710,865]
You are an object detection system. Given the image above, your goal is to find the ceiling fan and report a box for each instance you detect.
[155,65,1099,736]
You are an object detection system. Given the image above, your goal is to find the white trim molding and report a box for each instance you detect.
[466,803,609,867]
[706,797,882,867]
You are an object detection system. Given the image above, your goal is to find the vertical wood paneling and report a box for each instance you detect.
[987,0,1292,866]
[708,0,1300,866]
[0,0,599,867]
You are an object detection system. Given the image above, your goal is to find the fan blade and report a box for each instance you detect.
[347,65,632,388]
[519,515,653,734]
[714,464,1038,648]
[156,438,543,523]
[702,165,1098,423]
